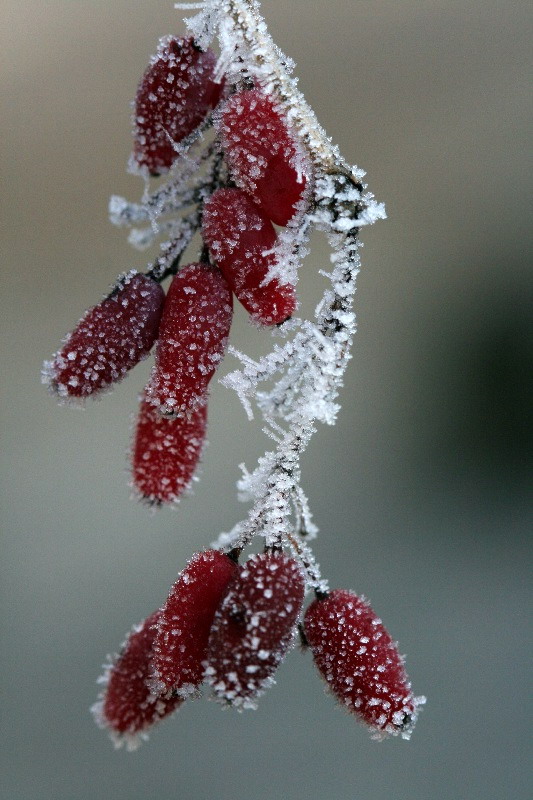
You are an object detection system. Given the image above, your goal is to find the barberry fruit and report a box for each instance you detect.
[205,553,305,708]
[92,611,182,750]
[43,271,164,403]
[145,263,233,417]
[218,89,309,225]
[304,590,422,738]
[149,550,239,696]
[132,395,207,505]
[134,36,223,175]
[202,188,297,325]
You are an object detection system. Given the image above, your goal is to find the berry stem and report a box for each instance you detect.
[144,218,198,282]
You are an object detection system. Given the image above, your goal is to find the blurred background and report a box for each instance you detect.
[1,1,531,798]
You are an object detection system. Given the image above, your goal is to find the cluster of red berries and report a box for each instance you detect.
[93,548,418,749]
[43,35,309,506]
[44,25,423,749]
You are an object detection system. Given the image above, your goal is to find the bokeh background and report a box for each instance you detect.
[1,1,531,798]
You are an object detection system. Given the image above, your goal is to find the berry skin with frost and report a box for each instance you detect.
[145,263,233,417]
[304,590,423,739]
[202,188,297,326]
[205,553,305,708]
[134,36,223,176]
[42,272,164,403]
[92,610,182,751]
[149,550,239,696]
[218,89,309,226]
[131,395,207,506]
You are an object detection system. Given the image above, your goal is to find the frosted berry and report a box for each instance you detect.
[92,611,182,750]
[146,263,233,417]
[134,36,223,175]
[149,550,239,696]
[304,590,421,738]
[202,188,297,325]
[218,89,309,225]
[43,271,164,403]
[132,395,207,505]
[205,553,305,708]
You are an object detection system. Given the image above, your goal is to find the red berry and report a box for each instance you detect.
[218,89,309,225]
[149,550,239,696]
[145,263,233,417]
[304,590,421,738]
[92,610,182,750]
[202,188,297,325]
[43,271,164,403]
[205,553,305,708]
[131,395,207,505]
[134,36,223,175]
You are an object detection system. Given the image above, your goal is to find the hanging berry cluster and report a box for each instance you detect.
[43,0,424,750]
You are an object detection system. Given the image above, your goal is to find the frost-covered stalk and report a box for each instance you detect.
[44,0,424,750]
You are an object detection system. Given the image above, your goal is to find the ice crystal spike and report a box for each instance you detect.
[131,395,207,505]
[146,263,233,417]
[92,611,182,750]
[42,272,164,403]
[202,187,297,325]
[218,89,310,226]
[134,35,223,175]
[149,550,239,696]
[304,590,424,739]
[205,553,305,708]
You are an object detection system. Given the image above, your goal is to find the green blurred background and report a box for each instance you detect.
[1,1,531,798]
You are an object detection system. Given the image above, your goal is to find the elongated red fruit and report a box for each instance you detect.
[132,395,207,505]
[304,590,424,739]
[134,36,223,175]
[145,263,233,417]
[218,89,309,225]
[92,611,182,750]
[205,553,305,708]
[43,271,164,403]
[202,188,297,325]
[149,550,239,696]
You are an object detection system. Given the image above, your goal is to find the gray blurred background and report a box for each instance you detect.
[1,1,531,798]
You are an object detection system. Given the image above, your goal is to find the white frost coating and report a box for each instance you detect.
[262,213,311,287]
[128,217,195,251]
